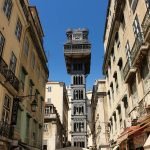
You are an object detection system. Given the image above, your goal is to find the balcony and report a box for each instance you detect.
[130,32,149,67]
[64,44,91,57]
[138,91,150,121]
[123,61,136,83]
[0,55,8,79]
[19,0,29,21]
[0,121,11,139]
[44,113,57,120]
[142,9,150,42]
[0,56,19,91]
[7,70,19,91]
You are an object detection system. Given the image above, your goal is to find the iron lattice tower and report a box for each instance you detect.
[64,28,91,148]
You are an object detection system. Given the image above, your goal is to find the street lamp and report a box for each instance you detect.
[31,99,37,112]
[97,124,101,134]
[17,94,38,112]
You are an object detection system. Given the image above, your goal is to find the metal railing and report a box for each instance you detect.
[123,60,132,81]
[7,70,19,91]
[0,121,11,138]
[123,32,144,81]
[130,32,144,64]
[0,55,8,79]
[142,9,150,37]
[44,113,57,119]
[19,0,29,21]
[0,56,19,91]
[138,91,150,118]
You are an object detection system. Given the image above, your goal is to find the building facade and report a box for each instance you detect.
[91,80,110,150]
[64,28,91,148]
[103,0,150,149]
[43,104,64,150]
[0,0,49,149]
[43,82,69,150]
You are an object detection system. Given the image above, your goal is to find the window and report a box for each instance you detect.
[74,106,84,115]
[16,108,22,131]
[73,63,83,71]
[44,123,48,132]
[140,57,150,93]
[45,106,54,114]
[73,76,83,85]
[113,72,118,91]
[125,41,131,66]
[129,0,139,13]
[23,38,29,56]
[108,91,111,107]
[15,19,22,41]
[3,0,13,19]
[123,97,129,117]
[0,32,5,56]
[145,0,150,8]
[47,86,51,92]
[130,77,138,106]
[111,48,115,62]
[74,122,84,132]
[29,80,33,96]
[9,52,17,73]
[31,52,35,69]
[2,95,11,122]
[20,67,27,91]
[40,98,43,113]
[120,12,125,30]
[133,16,142,40]
[73,89,84,100]
[117,58,124,82]
[110,82,114,100]
[26,115,30,138]
[47,98,51,104]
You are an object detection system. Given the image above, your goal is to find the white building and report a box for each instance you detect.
[43,82,69,150]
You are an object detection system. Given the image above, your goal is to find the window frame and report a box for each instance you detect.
[9,52,17,73]
[0,32,5,56]
[15,18,22,41]
[3,0,13,20]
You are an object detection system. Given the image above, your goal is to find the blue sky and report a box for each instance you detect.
[30,0,108,90]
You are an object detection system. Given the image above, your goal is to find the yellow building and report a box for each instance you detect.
[103,0,150,149]
[0,0,49,149]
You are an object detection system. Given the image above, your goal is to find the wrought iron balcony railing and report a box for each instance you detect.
[130,32,144,64]
[123,60,134,82]
[138,91,150,119]
[0,55,8,79]
[142,9,150,38]
[19,0,29,21]
[7,70,19,91]
[44,113,57,119]
[0,56,19,91]
[0,121,11,138]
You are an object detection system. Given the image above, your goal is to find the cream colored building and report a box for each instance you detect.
[66,86,72,144]
[86,91,93,149]
[43,104,64,150]
[43,82,69,150]
[103,0,150,149]
[0,0,49,149]
[91,80,110,150]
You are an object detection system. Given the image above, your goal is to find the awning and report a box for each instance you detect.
[144,135,150,148]
[117,126,139,144]
[112,145,119,150]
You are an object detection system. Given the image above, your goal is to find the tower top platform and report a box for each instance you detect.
[64,28,91,75]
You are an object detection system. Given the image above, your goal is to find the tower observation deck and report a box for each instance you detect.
[64,28,91,148]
